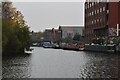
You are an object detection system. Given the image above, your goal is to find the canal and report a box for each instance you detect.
[2,47,119,78]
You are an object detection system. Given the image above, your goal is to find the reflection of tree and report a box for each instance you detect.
[2,2,31,54]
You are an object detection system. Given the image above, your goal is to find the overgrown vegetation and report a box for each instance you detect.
[2,2,31,55]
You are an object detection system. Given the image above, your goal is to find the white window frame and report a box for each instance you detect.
[97,9,99,14]
[95,20,96,23]
[103,7,105,11]
[89,3,91,8]
[92,11,93,15]
[107,10,109,14]
[100,8,102,13]
[97,19,99,22]
[90,12,91,16]
[92,21,93,24]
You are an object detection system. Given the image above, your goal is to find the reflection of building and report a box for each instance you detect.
[59,25,84,39]
[85,1,120,42]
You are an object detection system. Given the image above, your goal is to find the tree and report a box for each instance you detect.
[113,36,120,45]
[73,33,81,41]
[63,35,73,43]
[2,2,31,55]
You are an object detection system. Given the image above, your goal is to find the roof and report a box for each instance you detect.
[59,25,84,30]
[59,25,84,27]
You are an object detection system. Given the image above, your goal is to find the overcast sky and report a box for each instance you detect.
[12,2,85,32]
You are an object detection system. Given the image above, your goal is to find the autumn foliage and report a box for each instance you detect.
[2,2,31,55]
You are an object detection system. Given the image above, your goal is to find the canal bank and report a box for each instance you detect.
[84,44,120,53]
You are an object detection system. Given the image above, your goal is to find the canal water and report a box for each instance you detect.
[2,47,119,78]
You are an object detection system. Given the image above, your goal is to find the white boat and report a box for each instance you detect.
[25,48,34,53]
[42,42,53,48]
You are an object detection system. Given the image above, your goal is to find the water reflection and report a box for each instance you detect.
[79,52,119,78]
[2,47,119,78]
[2,54,32,78]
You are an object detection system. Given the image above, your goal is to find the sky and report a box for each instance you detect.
[12,2,85,32]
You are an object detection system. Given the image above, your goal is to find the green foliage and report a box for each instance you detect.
[113,36,120,44]
[73,33,86,44]
[92,37,104,45]
[2,19,31,54]
[63,35,73,43]
[73,33,81,41]
[2,2,31,55]
[31,31,44,43]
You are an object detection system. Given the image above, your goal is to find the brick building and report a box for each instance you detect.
[44,28,61,43]
[85,1,120,42]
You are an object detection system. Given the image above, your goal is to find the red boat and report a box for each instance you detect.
[63,43,85,51]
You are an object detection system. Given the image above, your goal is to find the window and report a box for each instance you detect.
[94,2,96,5]
[92,21,94,24]
[90,3,91,7]
[100,0,103,2]
[95,20,96,23]
[97,19,99,22]
[102,18,105,25]
[106,0,109,2]
[95,10,96,14]
[100,8,102,13]
[97,0,99,3]
[103,7,105,11]
[97,9,99,14]
[88,4,89,9]
[85,4,87,9]
[92,3,94,6]
[92,11,94,15]
[90,12,91,16]
[107,10,109,14]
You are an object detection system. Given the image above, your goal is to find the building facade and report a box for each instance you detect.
[85,1,120,42]
[59,25,84,39]
[44,29,52,42]
[44,28,61,43]
[44,26,84,43]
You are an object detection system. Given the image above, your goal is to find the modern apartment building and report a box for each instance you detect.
[85,1,120,42]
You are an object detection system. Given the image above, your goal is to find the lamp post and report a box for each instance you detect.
[116,23,120,38]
